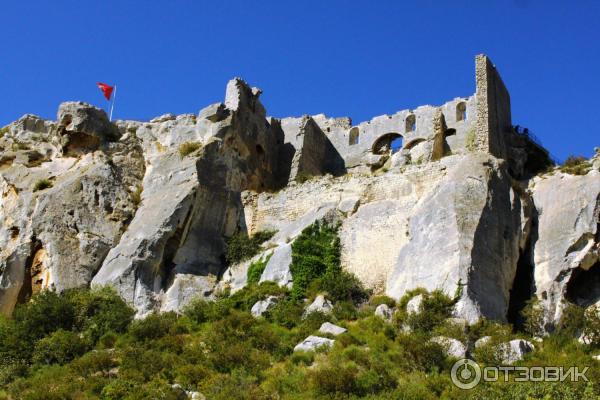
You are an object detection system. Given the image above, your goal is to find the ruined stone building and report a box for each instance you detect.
[0,54,598,333]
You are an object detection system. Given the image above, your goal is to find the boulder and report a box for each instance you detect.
[318,322,347,336]
[374,304,393,320]
[406,294,423,315]
[498,339,535,364]
[305,295,333,315]
[430,336,467,359]
[294,335,335,352]
[251,296,278,317]
[474,336,492,348]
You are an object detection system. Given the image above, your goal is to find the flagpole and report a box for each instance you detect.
[109,85,117,121]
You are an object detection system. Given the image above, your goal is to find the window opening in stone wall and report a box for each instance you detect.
[349,127,360,145]
[456,102,467,121]
[405,115,416,133]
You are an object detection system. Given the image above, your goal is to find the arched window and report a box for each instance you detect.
[349,127,359,145]
[456,102,467,121]
[372,133,403,155]
[405,114,416,133]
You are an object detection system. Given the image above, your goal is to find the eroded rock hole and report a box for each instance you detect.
[566,262,600,307]
[17,240,45,304]
[507,245,535,329]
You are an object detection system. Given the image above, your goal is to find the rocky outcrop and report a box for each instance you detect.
[92,78,283,316]
[528,162,600,329]
[0,64,598,327]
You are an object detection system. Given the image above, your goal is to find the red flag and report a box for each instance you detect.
[97,82,114,101]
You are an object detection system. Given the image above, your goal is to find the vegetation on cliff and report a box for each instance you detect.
[1,223,599,399]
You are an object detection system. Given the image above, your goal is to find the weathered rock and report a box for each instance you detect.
[57,102,120,155]
[318,322,347,336]
[374,304,393,320]
[406,294,423,315]
[498,339,535,364]
[430,336,467,358]
[305,295,333,315]
[0,57,592,327]
[294,335,335,352]
[251,296,278,317]
[529,169,600,328]
[386,155,525,324]
[91,78,282,316]
[259,243,293,287]
[474,336,492,348]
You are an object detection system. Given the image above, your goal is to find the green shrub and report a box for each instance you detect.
[521,297,545,337]
[12,290,76,350]
[225,229,276,265]
[289,220,340,299]
[560,155,592,175]
[247,253,272,285]
[66,286,135,344]
[32,329,87,365]
[32,179,53,192]
[178,141,202,157]
[369,295,397,308]
[0,126,8,138]
[397,289,456,334]
[582,305,600,346]
[128,312,178,341]
[71,349,117,377]
[319,268,370,303]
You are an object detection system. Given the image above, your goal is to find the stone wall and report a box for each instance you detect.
[475,54,512,159]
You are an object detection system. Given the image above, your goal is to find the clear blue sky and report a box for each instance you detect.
[2,1,599,161]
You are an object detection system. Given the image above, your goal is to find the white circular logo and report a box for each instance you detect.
[451,359,481,389]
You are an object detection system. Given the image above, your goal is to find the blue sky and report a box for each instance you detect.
[1,1,598,161]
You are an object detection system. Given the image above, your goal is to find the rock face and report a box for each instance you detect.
[1,55,597,329]
[528,166,600,329]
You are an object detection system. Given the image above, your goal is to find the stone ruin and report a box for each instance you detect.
[0,54,598,333]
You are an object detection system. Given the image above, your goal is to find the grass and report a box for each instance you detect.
[560,155,592,175]
[178,141,202,158]
[247,254,272,285]
[32,179,53,192]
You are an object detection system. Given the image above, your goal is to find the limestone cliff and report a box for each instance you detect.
[0,55,598,328]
